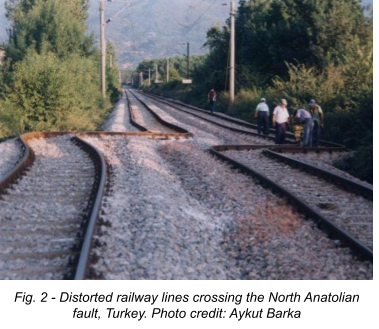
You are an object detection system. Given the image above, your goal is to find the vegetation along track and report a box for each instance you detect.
[139,90,342,147]
[0,132,107,280]
[125,88,190,135]
[211,145,373,260]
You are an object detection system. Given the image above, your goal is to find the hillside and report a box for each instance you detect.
[87,0,229,68]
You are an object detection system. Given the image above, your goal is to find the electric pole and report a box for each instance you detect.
[139,71,143,88]
[186,42,190,77]
[100,0,106,99]
[148,68,151,87]
[166,57,170,83]
[229,0,236,107]
[155,63,159,82]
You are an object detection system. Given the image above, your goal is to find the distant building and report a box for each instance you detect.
[0,46,5,65]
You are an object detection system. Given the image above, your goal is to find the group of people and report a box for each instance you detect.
[255,98,324,146]
[207,89,324,146]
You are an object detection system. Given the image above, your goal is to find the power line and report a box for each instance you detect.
[182,0,219,37]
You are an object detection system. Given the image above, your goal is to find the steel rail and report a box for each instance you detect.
[125,88,149,131]
[73,135,107,280]
[212,144,345,152]
[263,149,373,201]
[127,89,191,134]
[209,145,373,261]
[0,132,108,280]
[141,90,343,148]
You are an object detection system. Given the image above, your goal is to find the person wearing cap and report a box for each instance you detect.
[254,98,270,136]
[294,108,313,146]
[273,99,290,144]
[309,99,324,147]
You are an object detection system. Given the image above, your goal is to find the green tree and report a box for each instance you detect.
[5,0,93,63]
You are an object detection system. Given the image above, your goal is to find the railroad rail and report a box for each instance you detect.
[140,89,342,148]
[210,144,373,261]
[126,88,191,135]
[0,130,193,280]
[0,132,106,279]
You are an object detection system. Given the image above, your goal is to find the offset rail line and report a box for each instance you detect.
[210,144,373,260]
[126,88,190,135]
[138,90,277,142]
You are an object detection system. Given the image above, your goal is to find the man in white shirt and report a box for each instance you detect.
[272,99,290,144]
[254,98,270,135]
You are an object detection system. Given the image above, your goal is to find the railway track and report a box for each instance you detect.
[125,88,189,135]
[0,128,192,280]
[210,145,373,260]
[0,89,372,279]
[0,133,107,280]
[140,90,343,148]
[103,90,140,133]
[137,90,277,142]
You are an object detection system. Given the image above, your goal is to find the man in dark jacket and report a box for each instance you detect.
[208,89,217,114]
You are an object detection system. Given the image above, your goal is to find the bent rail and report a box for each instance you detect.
[73,136,107,280]
[0,132,108,280]
[127,89,191,135]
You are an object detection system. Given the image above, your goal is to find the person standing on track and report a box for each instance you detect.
[254,98,270,136]
[309,99,324,147]
[294,108,313,146]
[208,88,217,114]
[273,99,290,144]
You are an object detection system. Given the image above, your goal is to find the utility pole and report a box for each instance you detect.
[155,63,159,82]
[148,68,151,86]
[139,71,143,88]
[100,0,106,99]
[229,0,236,107]
[166,57,170,83]
[186,42,190,77]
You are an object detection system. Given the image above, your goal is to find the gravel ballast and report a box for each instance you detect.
[83,134,372,280]
[84,136,240,279]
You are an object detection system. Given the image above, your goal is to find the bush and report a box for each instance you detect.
[0,99,23,138]
[7,49,107,132]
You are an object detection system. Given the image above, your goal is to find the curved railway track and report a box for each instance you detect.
[210,144,373,260]
[0,133,107,280]
[0,129,192,280]
[125,88,190,135]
